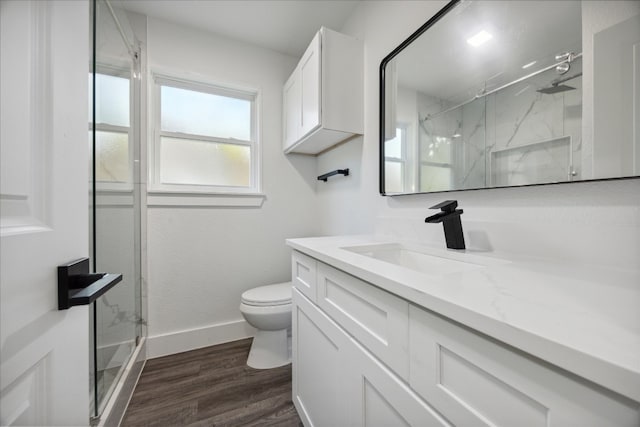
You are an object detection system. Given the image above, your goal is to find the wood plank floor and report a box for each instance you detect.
[121,338,302,427]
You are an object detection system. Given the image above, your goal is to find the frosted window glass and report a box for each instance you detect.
[385,128,404,159]
[385,161,404,193]
[420,165,452,192]
[161,86,251,141]
[92,130,129,182]
[91,73,130,127]
[160,137,250,187]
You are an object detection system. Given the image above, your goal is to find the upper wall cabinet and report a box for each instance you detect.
[283,27,363,155]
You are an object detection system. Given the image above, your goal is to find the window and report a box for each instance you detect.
[89,69,132,190]
[419,134,453,192]
[150,74,261,199]
[384,126,406,193]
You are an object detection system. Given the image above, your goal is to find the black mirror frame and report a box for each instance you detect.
[378,0,639,196]
[379,0,460,196]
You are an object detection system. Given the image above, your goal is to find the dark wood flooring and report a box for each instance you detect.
[121,338,302,427]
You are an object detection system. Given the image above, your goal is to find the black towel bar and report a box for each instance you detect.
[318,168,349,182]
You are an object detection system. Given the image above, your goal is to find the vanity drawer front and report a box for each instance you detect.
[409,305,640,427]
[291,251,317,302]
[316,262,409,380]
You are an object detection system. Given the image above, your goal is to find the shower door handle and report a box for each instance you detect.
[57,258,123,310]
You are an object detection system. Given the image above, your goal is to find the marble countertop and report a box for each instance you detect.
[286,235,640,402]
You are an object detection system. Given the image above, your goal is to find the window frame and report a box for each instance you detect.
[149,72,263,201]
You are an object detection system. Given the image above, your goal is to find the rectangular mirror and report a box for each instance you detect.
[380,0,640,195]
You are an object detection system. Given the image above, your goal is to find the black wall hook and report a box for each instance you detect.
[318,168,349,182]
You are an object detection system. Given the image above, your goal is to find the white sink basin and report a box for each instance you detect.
[341,242,505,276]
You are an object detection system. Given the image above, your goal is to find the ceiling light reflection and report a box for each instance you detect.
[467,30,492,47]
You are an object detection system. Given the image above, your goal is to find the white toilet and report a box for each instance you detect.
[239,282,292,369]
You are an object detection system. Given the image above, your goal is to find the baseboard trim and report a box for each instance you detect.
[147,319,256,359]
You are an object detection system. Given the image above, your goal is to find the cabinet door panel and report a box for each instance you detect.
[409,305,640,427]
[283,72,301,150]
[300,32,321,138]
[291,251,316,302]
[316,262,409,379]
[321,26,363,134]
[293,289,350,426]
[349,339,452,427]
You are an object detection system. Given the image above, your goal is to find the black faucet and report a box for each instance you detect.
[425,200,465,250]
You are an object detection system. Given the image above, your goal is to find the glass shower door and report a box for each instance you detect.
[89,0,142,418]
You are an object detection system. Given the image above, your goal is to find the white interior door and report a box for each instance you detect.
[1,1,91,425]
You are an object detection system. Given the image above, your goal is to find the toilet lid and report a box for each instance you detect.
[241,282,292,306]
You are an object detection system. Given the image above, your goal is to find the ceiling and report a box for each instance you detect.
[120,0,360,57]
[394,0,582,103]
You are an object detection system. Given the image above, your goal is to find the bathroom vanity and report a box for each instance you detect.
[287,236,640,426]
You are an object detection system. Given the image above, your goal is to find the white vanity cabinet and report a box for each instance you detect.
[292,251,451,426]
[293,286,451,427]
[292,288,351,426]
[291,250,317,302]
[290,250,640,427]
[315,261,410,380]
[347,334,452,427]
[408,306,640,427]
[283,27,363,154]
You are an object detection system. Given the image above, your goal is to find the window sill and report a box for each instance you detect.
[147,191,265,207]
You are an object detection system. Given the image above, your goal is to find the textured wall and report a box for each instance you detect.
[143,1,640,358]
[143,18,320,356]
[317,0,640,271]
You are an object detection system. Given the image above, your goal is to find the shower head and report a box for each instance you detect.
[537,72,582,94]
[537,84,576,94]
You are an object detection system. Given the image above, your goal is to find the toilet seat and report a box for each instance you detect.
[241,282,291,307]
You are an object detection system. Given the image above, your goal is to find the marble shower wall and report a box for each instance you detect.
[418,60,583,189]
[489,61,583,186]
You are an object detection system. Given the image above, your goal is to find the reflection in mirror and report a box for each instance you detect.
[380,0,640,195]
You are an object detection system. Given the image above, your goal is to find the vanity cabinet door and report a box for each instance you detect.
[409,305,640,427]
[348,338,452,427]
[291,251,317,302]
[292,288,351,427]
[316,262,410,380]
[294,286,451,427]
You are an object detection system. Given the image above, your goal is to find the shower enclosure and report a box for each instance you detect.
[417,55,583,192]
[89,0,144,419]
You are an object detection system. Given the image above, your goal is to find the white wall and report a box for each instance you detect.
[318,1,449,236]
[141,1,640,358]
[142,18,320,357]
[318,1,640,271]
